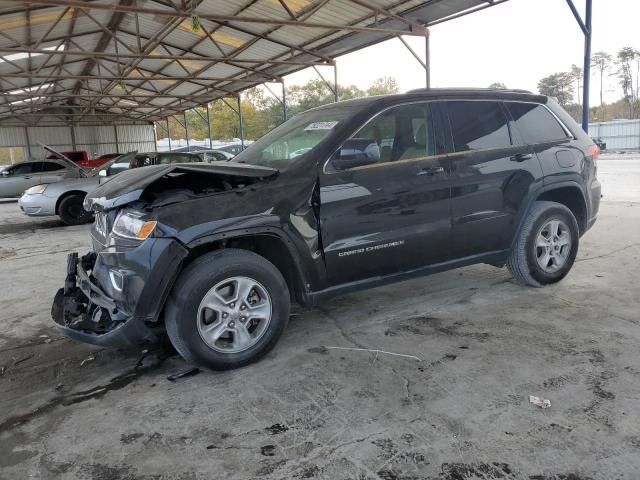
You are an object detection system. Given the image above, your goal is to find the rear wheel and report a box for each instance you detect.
[58,194,92,225]
[165,249,290,370]
[507,201,579,287]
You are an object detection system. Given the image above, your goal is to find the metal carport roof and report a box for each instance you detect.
[0,0,509,127]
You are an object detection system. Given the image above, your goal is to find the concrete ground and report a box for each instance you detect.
[1,154,639,480]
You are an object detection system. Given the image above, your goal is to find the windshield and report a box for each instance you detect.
[231,103,361,170]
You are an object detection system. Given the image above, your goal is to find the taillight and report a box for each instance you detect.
[588,144,600,160]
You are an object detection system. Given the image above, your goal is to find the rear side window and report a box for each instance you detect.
[507,102,569,144]
[40,162,65,172]
[447,101,511,151]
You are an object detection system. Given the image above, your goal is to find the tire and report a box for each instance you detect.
[507,201,579,287]
[165,248,290,370]
[58,194,92,225]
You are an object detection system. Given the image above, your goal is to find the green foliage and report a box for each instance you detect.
[158,76,401,141]
[488,82,507,89]
[537,72,574,106]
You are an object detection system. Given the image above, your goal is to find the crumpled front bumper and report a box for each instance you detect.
[52,252,158,346]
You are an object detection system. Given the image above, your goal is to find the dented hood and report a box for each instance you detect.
[84,162,278,211]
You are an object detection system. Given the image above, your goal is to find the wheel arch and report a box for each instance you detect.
[54,189,88,215]
[535,183,588,234]
[185,229,309,305]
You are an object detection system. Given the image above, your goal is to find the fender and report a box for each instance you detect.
[185,225,316,302]
[511,179,589,251]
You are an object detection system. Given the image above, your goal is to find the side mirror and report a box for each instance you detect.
[98,169,108,177]
[332,139,380,170]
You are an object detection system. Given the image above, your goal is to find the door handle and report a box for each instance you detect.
[416,166,445,176]
[510,153,533,162]
[24,175,32,179]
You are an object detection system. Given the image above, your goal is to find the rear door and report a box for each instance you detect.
[39,161,69,184]
[320,102,451,286]
[444,100,543,258]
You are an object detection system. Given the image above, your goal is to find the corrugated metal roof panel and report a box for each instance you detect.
[0,0,505,125]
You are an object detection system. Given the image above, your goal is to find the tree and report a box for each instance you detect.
[488,82,507,89]
[537,72,574,106]
[570,64,583,106]
[366,76,400,96]
[591,51,613,111]
[616,47,640,117]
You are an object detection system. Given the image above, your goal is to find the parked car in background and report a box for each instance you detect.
[45,150,120,169]
[216,143,245,156]
[109,151,202,175]
[197,149,234,162]
[1,147,85,198]
[593,137,606,151]
[52,89,600,370]
[19,152,137,225]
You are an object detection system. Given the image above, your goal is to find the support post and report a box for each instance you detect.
[582,0,592,133]
[237,95,245,149]
[425,29,431,88]
[113,124,119,153]
[282,80,288,121]
[152,121,158,152]
[333,61,339,102]
[184,111,190,151]
[24,127,32,159]
[206,103,213,148]
[70,124,77,150]
[565,0,592,133]
[166,118,172,151]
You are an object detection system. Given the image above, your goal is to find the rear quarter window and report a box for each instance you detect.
[506,102,569,144]
[447,101,511,151]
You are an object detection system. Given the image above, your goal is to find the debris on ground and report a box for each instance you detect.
[55,383,64,391]
[529,395,551,409]
[167,367,201,382]
[80,355,95,366]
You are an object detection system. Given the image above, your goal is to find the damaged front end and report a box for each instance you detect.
[52,252,158,346]
[52,162,277,347]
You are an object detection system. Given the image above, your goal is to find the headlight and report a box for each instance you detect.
[25,184,47,194]
[112,211,157,240]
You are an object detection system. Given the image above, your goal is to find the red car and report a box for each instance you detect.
[46,151,119,169]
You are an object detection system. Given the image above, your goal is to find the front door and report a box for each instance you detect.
[0,162,42,197]
[320,102,451,286]
[443,100,543,258]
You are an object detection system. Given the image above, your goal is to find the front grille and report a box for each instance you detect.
[94,212,108,237]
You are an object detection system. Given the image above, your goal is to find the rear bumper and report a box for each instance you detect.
[587,178,602,232]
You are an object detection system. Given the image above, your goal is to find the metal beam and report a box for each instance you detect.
[206,103,213,149]
[21,0,423,36]
[237,96,244,149]
[0,46,329,66]
[0,73,277,83]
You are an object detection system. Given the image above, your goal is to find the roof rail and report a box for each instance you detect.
[406,87,533,94]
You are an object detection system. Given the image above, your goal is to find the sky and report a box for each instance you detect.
[281,0,636,105]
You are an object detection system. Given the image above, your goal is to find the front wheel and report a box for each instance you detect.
[58,194,92,225]
[507,201,579,287]
[165,249,290,370]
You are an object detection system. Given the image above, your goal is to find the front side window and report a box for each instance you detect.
[507,102,569,144]
[447,101,511,152]
[9,163,35,175]
[333,103,445,170]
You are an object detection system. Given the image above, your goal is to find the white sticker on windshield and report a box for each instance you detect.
[304,121,339,131]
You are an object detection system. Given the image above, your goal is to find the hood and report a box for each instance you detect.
[84,161,278,211]
[40,144,87,177]
[87,151,137,177]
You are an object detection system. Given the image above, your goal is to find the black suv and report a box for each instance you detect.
[52,89,601,370]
